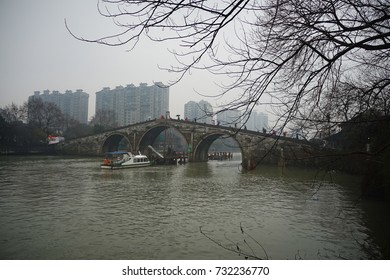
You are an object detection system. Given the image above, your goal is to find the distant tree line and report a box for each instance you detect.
[0,99,118,153]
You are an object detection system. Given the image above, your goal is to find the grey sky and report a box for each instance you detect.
[0,0,273,122]
[0,0,212,118]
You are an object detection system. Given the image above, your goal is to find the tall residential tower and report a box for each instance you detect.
[95,82,169,126]
[29,89,89,124]
[184,100,213,124]
[247,111,269,131]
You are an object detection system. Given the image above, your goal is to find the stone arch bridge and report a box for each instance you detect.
[60,119,318,170]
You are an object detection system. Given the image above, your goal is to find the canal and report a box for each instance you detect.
[0,155,388,259]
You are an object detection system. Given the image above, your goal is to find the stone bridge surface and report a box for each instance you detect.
[60,119,317,170]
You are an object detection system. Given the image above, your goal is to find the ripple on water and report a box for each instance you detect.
[0,156,385,259]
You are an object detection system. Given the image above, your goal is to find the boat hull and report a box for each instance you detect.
[100,162,151,169]
[101,151,151,169]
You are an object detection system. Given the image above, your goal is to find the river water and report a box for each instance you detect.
[0,155,388,260]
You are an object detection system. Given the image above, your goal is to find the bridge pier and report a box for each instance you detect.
[241,157,257,171]
[239,139,287,171]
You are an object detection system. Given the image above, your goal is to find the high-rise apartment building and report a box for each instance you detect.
[216,109,241,126]
[247,111,269,131]
[29,89,89,124]
[184,100,213,124]
[184,101,197,121]
[95,82,169,126]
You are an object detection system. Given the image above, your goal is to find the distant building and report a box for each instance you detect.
[95,82,169,126]
[247,111,269,131]
[184,101,198,121]
[216,109,241,126]
[184,100,213,124]
[29,89,89,124]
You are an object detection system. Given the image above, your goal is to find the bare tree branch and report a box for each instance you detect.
[66,0,390,136]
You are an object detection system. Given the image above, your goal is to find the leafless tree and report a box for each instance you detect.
[0,103,28,123]
[66,0,390,131]
[293,64,390,138]
[89,109,118,129]
[27,98,64,134]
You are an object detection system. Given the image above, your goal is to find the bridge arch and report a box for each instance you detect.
[138,124,189,154]
[101,133,131,153]
[193,133,242,161]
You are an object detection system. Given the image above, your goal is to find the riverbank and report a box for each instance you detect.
[0,145,59,156]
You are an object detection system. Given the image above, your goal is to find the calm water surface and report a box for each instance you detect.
[0,155,388,259]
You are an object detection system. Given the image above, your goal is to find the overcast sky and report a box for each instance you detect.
[0,0,273,121]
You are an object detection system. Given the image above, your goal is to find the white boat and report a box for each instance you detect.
[100,151,151,169]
